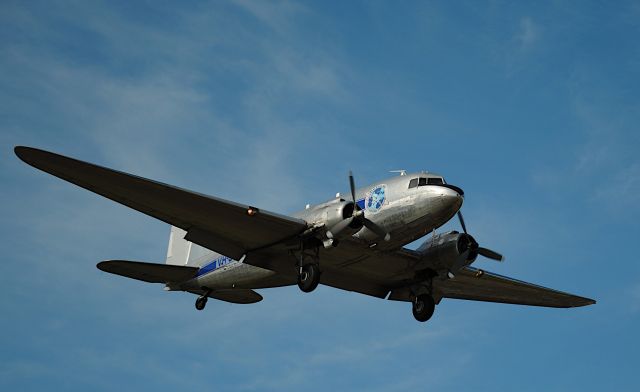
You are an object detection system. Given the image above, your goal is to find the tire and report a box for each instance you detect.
[195,296,207,311]
[297,264,320,293]
[412,294,435,322]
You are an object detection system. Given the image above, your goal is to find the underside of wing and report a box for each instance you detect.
[98,260,198,283]
[16,147,307,259]
[247,241,418,299]
[432,267,595,308]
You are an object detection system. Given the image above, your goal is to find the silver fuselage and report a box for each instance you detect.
[184,172,463,291]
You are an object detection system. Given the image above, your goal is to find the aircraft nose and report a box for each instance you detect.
[439,186,463,212]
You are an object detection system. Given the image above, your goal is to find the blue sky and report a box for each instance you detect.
[1,1,639,390]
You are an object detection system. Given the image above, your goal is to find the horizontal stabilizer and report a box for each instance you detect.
[98,260,198,283]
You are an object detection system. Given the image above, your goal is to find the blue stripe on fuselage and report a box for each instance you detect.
[356,199,365,209]
[196,255,234,277]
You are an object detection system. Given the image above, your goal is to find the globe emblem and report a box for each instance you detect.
[366,185,386,213]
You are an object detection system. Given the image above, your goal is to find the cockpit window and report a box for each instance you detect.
[410,176,445,188]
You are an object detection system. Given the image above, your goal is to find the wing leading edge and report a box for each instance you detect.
[15,147,307,259]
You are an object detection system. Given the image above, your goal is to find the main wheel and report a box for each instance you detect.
[195,295,208,311]
[297,264,320,293]
[412,294,435,322]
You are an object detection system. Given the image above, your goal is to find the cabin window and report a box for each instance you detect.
[408,178,418,188]
[418,177,427,186]
[427,177,444,185]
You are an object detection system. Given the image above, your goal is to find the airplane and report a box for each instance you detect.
[14,146,595,323]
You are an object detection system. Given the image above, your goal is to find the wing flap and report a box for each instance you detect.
[98,260,198,283]
[15,147,307,258]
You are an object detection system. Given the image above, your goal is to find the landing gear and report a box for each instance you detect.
[297,263,320,293]
[195,294,208,311]
[412,294,435,322]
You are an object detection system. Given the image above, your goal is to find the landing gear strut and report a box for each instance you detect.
[297,263,320,293]
[195,292,209,311]
[412,294,435,322]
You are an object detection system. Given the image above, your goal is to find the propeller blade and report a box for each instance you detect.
[326,216,354,239]
[348,170,357,205]
[457,211,468,234]
[478,247,504,261]
[363,218,390,241]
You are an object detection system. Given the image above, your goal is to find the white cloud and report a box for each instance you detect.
[232,0,307,35]
[516,17,539,50]
[1,0,354,213]
[1,9,371,391]
[309,326,449,365]
[631,283,640,313]
[592,163,640,212]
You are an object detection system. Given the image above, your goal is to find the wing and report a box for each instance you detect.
[432,267,595,307]
[250,241,594,307]
[15,147,307,259]
[98,260,198,283]
[385,264,595,308]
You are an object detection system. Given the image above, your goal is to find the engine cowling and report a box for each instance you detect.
[301,199,364,239]
[416,231,479,273]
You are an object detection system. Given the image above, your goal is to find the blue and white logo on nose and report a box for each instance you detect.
[366,185,386,213]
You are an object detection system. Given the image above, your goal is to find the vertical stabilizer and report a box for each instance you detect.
[166,226,190,265]
[166,226,216,267]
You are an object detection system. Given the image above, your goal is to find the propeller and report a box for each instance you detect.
[327,171,390,241]
[457,205,503,262]
[477,247,503,261]
[457,211,468,235]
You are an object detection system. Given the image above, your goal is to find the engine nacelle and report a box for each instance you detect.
[416,231,478,273]
[300,199,363,239]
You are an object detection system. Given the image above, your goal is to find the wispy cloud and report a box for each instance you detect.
[307,326,450,365]
[1,0,352,212]
[631,283,640,313]
[592,163,640,209]
[232,0,308,36]
[515,17,539,51]
[4,2,635,391]
[237,321,465,391]
[1,4,367,390]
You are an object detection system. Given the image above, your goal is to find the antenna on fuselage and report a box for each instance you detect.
[390,170,407,176]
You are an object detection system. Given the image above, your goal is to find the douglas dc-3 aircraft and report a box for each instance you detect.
[15,147,595,322]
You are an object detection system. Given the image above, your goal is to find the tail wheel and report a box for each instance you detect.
[412,294,435,322]
[195,295,208,311]
[297,264,320,293]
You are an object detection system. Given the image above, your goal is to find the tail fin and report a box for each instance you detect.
[166,226,216,267]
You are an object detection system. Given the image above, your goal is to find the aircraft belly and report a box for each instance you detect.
[194,263,294,290]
